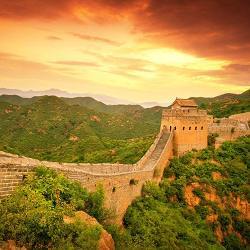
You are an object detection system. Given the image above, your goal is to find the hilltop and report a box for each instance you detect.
[0,95,161,163]
[191,89,250,118]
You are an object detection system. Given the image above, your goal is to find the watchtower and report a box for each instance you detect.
[161,98,208,156]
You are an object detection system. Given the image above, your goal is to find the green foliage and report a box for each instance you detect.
[233,219,250,242]
[85,185,109,222]
[0,96,161,164]
[0,166,106,249]
[218,214,231,231]
[197,148,214,160]
[192,188,205,199]
[194,89,250,118]
[159,136,250,248]
[122,195,222,250]
[223,233,244,250]
[195,205,210,220]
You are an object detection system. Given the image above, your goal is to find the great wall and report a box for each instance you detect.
[0,99,249,223]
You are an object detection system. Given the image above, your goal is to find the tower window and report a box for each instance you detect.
[183,127,185,130]
[201,126,203,130]
[195,126,197,130]
[170,126,172,131]
[189,126,191,130]
[174,126,176,130]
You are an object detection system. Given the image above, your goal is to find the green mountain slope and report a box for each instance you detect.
[191,89,250,117]
[112,136,250,249]
[0,96,161,163]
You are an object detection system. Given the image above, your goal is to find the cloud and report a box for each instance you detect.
[0,0,71,19]
[189,63,250,86]
[1,0,249,62]
[47,36,62,40]
[71,32,121,46]
[132,0,250,61]
[52,60,99,67]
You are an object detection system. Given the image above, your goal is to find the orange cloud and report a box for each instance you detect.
[52,60,99,67]
[47,36,62,40]
[71,32,121,46]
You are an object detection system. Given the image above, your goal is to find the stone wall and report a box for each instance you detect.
[208,115,250,148]
[229,112,250,123]
[0,132,174,224]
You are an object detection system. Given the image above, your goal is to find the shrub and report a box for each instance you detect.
[223,233,243,250]
[195,205,210,220]
[192,188,205,200]
[0,166,105,248]
[218,214,231,232]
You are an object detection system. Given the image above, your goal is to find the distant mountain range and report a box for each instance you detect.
[0,88,249,117]
[0,88,165,107]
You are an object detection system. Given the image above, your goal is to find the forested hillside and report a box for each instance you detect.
[0,96,161,163]
[192,89,250,118]
[111,136,250,249]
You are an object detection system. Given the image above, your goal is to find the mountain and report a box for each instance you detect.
[0,88,134,105]
[0,95,162,163]
[191,89,250,117]
[0,88,169,107]
[0,94,162,114]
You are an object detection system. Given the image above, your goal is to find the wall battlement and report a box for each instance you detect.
[162,108,207,117]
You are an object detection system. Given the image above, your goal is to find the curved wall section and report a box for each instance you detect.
[0,131,174,224]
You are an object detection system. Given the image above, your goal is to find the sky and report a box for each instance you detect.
[0,0,249,103]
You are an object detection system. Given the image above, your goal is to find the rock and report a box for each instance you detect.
[235,197,250,220]
[64,211,115,250]
[110,149,116,156]
[206,213,218,223]
[90,115,101,122]
[168,175,175,182]
[69,135,79,142]
[184,183,201,207]
[215,225,223,242]
[204,187,224,209]
[212,172,222,181]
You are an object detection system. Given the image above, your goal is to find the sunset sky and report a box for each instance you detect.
[0,0,249,103]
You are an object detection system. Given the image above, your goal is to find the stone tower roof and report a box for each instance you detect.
[173,98,198,108]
